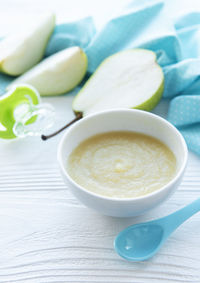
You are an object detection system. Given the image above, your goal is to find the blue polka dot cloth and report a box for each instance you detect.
[1,0,200,154]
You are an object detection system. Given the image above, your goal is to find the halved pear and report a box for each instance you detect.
[41,49,164,141]
[0,13,55,76]
[8,47,88,96]
[73,49,164,116]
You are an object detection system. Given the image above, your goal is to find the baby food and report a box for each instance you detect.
[67,131,176,198]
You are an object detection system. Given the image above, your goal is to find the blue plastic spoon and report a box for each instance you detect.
[114,198,200,261]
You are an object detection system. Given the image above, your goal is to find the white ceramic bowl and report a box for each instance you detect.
[57,109,188,217]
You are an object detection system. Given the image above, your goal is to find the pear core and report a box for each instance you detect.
[67,131,176,198]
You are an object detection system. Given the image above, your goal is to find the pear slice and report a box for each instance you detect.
[0,13,55,76]
[8,47,88,96]
[73,49,164,116]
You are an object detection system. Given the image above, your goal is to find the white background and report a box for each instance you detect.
[0,0,200,282]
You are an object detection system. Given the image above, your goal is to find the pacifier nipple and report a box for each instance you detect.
[13,100,55,138]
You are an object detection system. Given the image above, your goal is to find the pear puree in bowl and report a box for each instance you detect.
[67,131,176,198]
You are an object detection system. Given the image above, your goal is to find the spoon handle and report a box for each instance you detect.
[161,198,200,235]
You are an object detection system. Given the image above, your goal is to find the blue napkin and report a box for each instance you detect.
[1,0,200,155]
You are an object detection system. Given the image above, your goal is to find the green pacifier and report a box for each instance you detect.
[0,84,55,139]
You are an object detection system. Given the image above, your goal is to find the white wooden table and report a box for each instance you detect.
[0,1,200,282]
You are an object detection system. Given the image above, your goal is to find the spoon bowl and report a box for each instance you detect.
[115,223,164,261]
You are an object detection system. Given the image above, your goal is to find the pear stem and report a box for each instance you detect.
[41,113,82,141]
